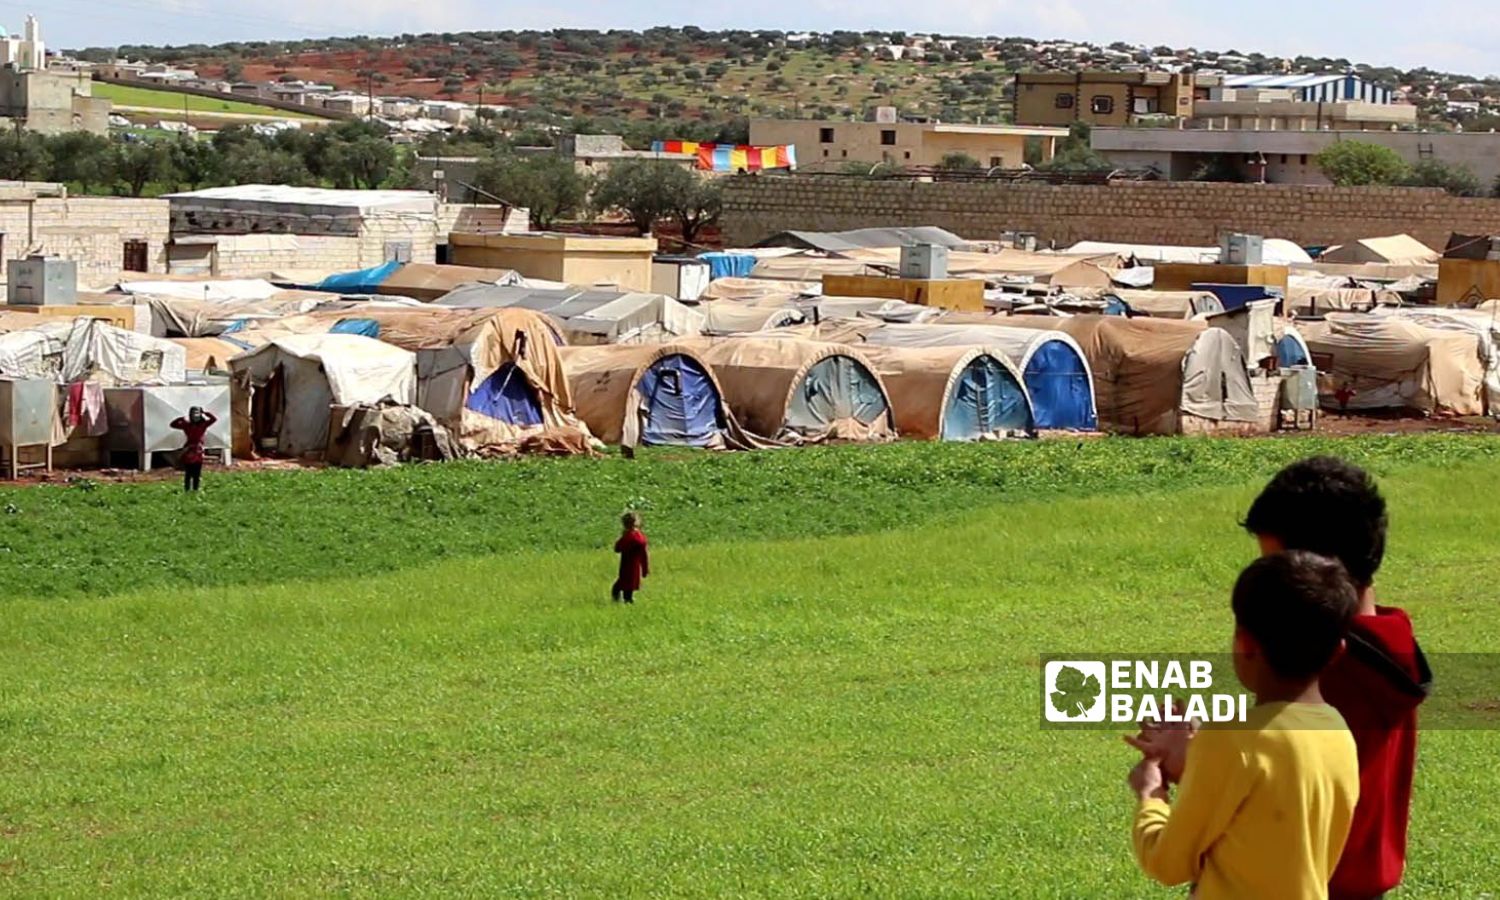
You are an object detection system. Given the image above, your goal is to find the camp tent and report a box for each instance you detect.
[858,323,1098,430]
[1276,326,1313,368]
[699,277,820,301]
[559,344,740,448]
[1001,316,1260,434]
[802,296,944,324]
[1295,314,1485,416]
[1371,307,1500,414]
[1066,239,1313,266]
[699,300,805,335]
[315,262,520,301]
[302,306,579,449]
[435,284,704,344]
[692,337,895,442]
[1108,289,1224,319]
[755,226,971,253]
[840,247,1118,288]
[858,345,1033,441]
[174,337,251,372]
[1320,235,1438,267]
[231,334,416,456]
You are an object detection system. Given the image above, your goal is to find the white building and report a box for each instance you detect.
[0,14,46,71]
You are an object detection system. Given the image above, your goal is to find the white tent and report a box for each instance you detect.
[1066,239,1312,266]
[231,334,415,456]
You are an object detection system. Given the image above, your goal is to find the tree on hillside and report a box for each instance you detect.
[113,139,173,197]
[321,135,397,189]
[46,132,115,193]
[1316,141,1410,186]
[472,153,588,230]
[170,136,221,190]
[1402,159,1481,196]
[591,159,691,235]
[0,130,52,181]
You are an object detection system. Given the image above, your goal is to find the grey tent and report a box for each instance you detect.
[754,227,971,253]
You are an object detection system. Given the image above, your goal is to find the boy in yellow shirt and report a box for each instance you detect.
[1127,552,1361,900]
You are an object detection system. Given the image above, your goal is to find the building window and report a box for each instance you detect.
[1054,93,1075,110]
[822,149,829,157]
[1300,154,1308,165]
[841,150,848,157]
[989,156,1003,168]
[819,127,835,143]
[881,129,896,146]
[904,151,911,160]
[1280,154,1288,164]
[1090,96,1115,115]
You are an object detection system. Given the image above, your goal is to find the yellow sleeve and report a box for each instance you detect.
[1132,728,1254,886]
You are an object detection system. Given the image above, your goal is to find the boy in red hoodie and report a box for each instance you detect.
[611,511,649,604]
[1244,457,1431,900]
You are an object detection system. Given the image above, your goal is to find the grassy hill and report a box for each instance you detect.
[2,436,1498,893]
[93,81,322,120]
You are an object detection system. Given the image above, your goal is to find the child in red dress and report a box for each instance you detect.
[170,406,218,492]
[612,512,649,604]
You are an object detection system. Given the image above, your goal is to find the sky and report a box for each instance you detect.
[8,0,1499,77]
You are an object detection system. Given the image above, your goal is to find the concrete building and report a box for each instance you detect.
[0,66,110,135]
[1091,128,1500,186]
[1014,71,1197,127]
[449,232,658,291]
[749,114,1067,171]
[0,182,169,288]
[1014,70,1411,131]
[556,134,696,176]
[164,185,448,278]
[0,15,44,71]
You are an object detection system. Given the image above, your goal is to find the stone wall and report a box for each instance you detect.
[0,197,169,289]
[721,176,1500,250]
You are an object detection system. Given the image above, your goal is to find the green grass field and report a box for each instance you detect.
[3,436,1498,895]
[93,82,320,120]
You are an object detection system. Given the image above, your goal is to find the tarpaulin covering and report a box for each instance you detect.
[857,323,1097,430]
[755,227,971,253]
[1277,329,1312,367]
[1372,306,1500,414]
[1320,235,1438,267]
[118,279,282,302]
[173,337,247,372]
[859,345,1033,441]
[839,247,1119,288]
[61,319,188,386]
[436,285,704,345]
[1300,313,1486,415]
[651,141,797,172]
[1107,289,1225,319]
[689,337,895,443]
[559,343,739,449]
[231,334,416,456]
[315,261,401,294]
[699,300,805,335]
[330,318,380,337]
[376,263,520,301]
[699,253,757,280]
[1001,316,1257,434]
[699,277,821,301]
[465,363,543,426]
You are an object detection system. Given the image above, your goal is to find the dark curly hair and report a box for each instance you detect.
[1232,551,1359,680]
[1243,456,1387,589]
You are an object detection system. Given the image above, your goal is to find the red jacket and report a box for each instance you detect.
[614,529,649,591]
[1321,606,1429,900]
[170,412,218,465]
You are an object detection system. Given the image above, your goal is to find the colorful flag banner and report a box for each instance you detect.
[651,141,798,172]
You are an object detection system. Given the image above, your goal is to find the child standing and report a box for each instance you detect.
[1128,551,1361,900]
[612,511,649,603]
[169,406,218,492]
[1244,457,1429,900]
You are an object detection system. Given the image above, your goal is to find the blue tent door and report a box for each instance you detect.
[465,363,543,425]
[1024,341,1097,430]
[638,354,722,446]
[787,355,889,433]
[942,355,1033,441]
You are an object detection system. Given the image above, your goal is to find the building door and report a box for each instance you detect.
[123,240,149,273]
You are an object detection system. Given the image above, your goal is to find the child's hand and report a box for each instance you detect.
[1127,757,1169,803]
[1123,697,1199,784]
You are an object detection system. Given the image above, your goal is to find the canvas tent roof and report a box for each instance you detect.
[434,284,704,344]
[699,277,821,301]
[1371,306,1500,413]
[699,301,805,335]
[1298,313,1484,415]
[558,343,742,448]
[749,255,889,281]
[117,279,282,302]
[173,337,250,372]
[1067,240,1312,267]
[840,248,1119,287]
[755,226,970,253]
[857,345,1033,441]
[316,262,521,301]
[690,337,895,443]
[1320,235,1438,267]
[1108,289,1224,319]
[999,316,1259,434]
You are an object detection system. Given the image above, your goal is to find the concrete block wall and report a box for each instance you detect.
[209,234,366,277]
[721,177,1500,250]
[359,214,438,267]
[0,197,169,289]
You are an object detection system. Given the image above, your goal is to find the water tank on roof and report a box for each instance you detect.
[900,243,948,280]
[7,256,78,306]
[1219,233,1264,266]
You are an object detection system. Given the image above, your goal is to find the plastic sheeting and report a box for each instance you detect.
[559,344,737,448]
[1299,314,1485,415]
[436,285,704,345]
[787,355,889,436]
[699,252,757,280]
[465,363,543,427]
[1180,330,1261,422]
[316,261,400,294]
[638,354,722,446]
[1276,330,1312,367]
[860,345,1033,441]
[330,318,380,337]
[118,279,281,302]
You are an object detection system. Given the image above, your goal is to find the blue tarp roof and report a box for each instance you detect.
[316,260,402,294]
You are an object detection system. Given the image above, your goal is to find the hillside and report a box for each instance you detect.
[77,28,1500,132]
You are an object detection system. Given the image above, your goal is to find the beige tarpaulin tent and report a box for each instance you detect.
[1001,316,1259,434]
[435,284,705,345]
[699,277,820,300]
[749,255,886,281]
[231,334,416,457]
[841,247,1120,287]
[1300,313,1486,415]
[173,337,247,372]
[858,345,1033,441]
[310,306,581,450]
[1286,285,1397,316]
[376,263,519,302]
[699,300,805,335]
[690,337,896,443]
[1107,289,1225,319]
[1320,235,1439,267]
[559,343,753,449]
[1372,306,1500,414]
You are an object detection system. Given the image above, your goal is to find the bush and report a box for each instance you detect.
[1315,141,1410,186]
[938,152,981,171]
[1402,159,1482,196]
